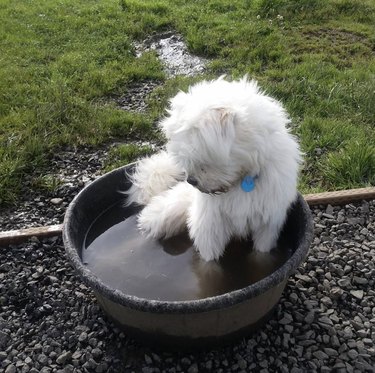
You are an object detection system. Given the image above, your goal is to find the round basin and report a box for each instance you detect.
[63,164,313,349]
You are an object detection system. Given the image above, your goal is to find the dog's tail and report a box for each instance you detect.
[124,151,185,206]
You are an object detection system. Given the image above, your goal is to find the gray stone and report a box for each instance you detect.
[353,276,367,285]
[141,368,153,373]
[50,198,63,205]
[331,335,340,347]
[38,354,48,365]
[0,331,10,349]
[63,365,74,373]
[330,287,344,299]
[91,348,102,359]
[363,338,373,345]
[5,365,17,373]
[279,313,293,325]
[343,327,353,339]
[347,349,358,359]
[347,217,361,225]
[56,351,72,365]
[96,363,108,373]
[295,274,312,283]
[238,358,247,370]
[325,205,334,215]
[360,228,368,235]
[305,312,315,324]
[144,354,153,365]
[40,368,51,373]
[187,364,198,373]
[289,292,298,303]
[338,278,351,288]
[321,296,333,306]
[319,316,333,326]
[298,340,315,347]
[313,351,328,360]
[356,329,368,338]
[24,357,32,365]
[324,348,338,357]
[71,351,82,360]
[78,332,88,342]
[350,290,364,299]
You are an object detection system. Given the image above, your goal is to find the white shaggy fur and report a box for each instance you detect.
[125,151,185,206]
[126,77,301,261]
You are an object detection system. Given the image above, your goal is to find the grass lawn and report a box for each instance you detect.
[1,0,374,205]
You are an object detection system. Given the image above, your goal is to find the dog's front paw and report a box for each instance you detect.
[137,185,191,240]
[137,210,166,240]
[188,203,229,261]
[189,228,227,262]
[195,242,225,262]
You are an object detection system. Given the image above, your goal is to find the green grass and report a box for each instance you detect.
[0,0,374,204]
[30,174,63,194]
[104,143,153,172]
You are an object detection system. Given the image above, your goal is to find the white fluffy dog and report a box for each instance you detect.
[126,77,301,261]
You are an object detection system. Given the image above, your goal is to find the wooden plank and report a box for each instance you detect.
[304,187,375,206]
[0,187,374,246]
[0,224,63,246]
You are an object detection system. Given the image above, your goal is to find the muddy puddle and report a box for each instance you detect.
[115,32,207,112]
[135,32,207,77]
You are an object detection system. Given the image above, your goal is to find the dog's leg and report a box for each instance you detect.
[251,218,284,253]
[125,151,185,206]
[137,183,194,239]
[188,197,231,261]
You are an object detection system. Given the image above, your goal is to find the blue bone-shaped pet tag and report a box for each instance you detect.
[241,175,256,192]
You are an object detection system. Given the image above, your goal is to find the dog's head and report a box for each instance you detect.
[160,77,291,194]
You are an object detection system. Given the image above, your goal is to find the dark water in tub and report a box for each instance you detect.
[83,203,291,301]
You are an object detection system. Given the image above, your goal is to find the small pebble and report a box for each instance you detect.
[38,354,48,365]
[313,351,328,360]
[56,351,72,365]
[50,198,63,205]
[5,365,17,373]
[78,332,88,342]
[187,364,198,373]
[350,290,364,299]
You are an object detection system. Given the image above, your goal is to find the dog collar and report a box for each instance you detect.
[241,175,258,192]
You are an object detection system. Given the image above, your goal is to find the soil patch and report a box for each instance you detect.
[113,80,162,113]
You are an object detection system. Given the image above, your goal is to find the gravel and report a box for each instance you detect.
[1,150,375,372]
[0,147,108,232]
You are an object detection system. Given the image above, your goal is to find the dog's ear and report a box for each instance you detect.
[215,107,233,126]
[197,108,236,159]
[212,107,235,142]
